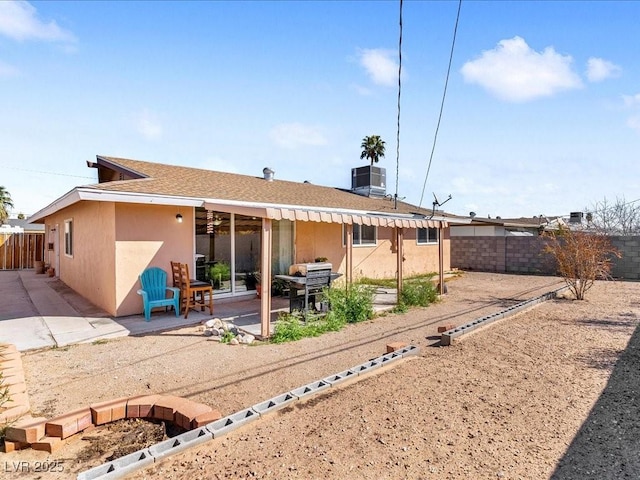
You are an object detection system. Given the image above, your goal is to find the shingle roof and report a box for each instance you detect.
[90,156,437,218]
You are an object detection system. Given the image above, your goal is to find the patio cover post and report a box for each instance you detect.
[396,227,403,296]
[260,218,273,338]
[345,223,353,285]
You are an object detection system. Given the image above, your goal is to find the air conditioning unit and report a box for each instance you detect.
[351,166,386,198]
[569,212,583,223]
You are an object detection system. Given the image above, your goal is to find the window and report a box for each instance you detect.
[64,219,73,256]
[343,224,376,246]
[417,227,438,245]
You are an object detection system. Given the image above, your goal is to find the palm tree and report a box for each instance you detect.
[0,186,14,224]
[360,135,386,166]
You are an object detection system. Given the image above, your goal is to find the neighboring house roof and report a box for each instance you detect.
[2,218,45,233]
[30,156,465,228]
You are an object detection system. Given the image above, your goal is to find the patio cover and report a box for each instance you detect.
[203,201,449,228]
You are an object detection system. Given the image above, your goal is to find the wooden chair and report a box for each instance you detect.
[171,261,213,318]
[137,267,180,322]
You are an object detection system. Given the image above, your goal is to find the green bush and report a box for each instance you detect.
[324,284,375,324]
[400,280,438,307]
[271,312,338,343]
[209,262,231,288]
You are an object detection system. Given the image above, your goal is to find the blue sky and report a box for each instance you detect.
[1,0,639,219]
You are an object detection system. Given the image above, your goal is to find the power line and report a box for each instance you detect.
[394,0,403,210]
[0,164,95,180]
[419,0,463,208]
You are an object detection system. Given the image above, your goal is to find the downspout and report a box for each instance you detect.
[345,223,353,285]
[396,227,404,297]
[438,223,445,294]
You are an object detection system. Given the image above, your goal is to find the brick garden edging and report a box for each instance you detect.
[1,349,222,455]
[0,343,30,425]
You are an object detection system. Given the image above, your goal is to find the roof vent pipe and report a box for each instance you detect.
[263,167,275,181]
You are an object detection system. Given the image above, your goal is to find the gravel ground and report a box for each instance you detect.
[4,272,640,480]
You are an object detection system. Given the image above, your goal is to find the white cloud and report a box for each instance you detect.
[628,116,640,134]
[460,36,582,102]
[358,48,398,87]
[622,94,640,108]
[0,1,76,43]
[269,123,327,149]
[133,109,163,140]
[586,57,621,82]
[0,60,19,78]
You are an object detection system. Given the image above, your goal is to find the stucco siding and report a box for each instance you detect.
[114,203,194,316]
[295,222,450,280]
[46,201,117,316]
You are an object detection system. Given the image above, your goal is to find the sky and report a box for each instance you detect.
[1,0,639,220]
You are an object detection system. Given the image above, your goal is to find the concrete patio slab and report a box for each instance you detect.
[0,270,397,351]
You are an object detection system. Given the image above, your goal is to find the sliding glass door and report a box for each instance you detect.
[195,208,293,296]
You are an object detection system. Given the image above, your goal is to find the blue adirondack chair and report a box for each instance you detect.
[137,267,180,321]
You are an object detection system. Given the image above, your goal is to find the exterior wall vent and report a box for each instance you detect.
[351,166,386,197]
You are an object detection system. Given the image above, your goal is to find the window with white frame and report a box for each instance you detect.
[343,223,377,246]
[64,219,73,256]
[417,227,438,245]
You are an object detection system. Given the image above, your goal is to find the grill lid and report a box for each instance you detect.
[289,262,332,276]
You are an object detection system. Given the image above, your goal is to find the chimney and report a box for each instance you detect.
[263,167,275,181]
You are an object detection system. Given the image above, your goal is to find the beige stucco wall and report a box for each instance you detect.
[44,202,194,317]
[114,204,194,316]
[294,221,450,280]
[45,201,117,316]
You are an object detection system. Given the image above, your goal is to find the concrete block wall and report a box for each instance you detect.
[451,236,555,275]
[452,234,640,280]
[610,236,640,280]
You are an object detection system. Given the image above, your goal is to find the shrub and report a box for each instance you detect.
[208,262,231,288]
[324,284,375,324]
[400,280,438,307]
[544,227,621,300]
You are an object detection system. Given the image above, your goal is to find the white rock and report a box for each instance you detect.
[230,337,240,345]
[204,319,216,328]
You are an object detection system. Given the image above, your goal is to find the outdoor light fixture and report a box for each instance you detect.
[212,215,223,226]
[176,213,183,223]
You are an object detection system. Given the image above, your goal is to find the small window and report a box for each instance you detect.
[64,219,73,256]
[343,224,377,246]
[417,227,438,245]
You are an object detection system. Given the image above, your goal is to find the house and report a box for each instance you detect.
[28,156,457,336]
[450,215,565,237]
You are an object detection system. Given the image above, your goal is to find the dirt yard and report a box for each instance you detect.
[3,272,640,479]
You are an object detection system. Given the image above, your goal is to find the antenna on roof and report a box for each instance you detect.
[431,192,452,218]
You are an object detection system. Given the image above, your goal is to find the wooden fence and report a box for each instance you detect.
[0,232,45,270]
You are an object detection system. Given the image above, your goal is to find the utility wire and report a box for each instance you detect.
[0,164,95,180]
[419,0,462,208]
[394,0,403,210]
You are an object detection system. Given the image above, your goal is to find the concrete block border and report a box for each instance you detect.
[77,448,154,480]
[75,344,418,479]
[441,286,568,346]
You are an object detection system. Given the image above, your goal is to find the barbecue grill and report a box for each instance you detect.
[275,262,340,314]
